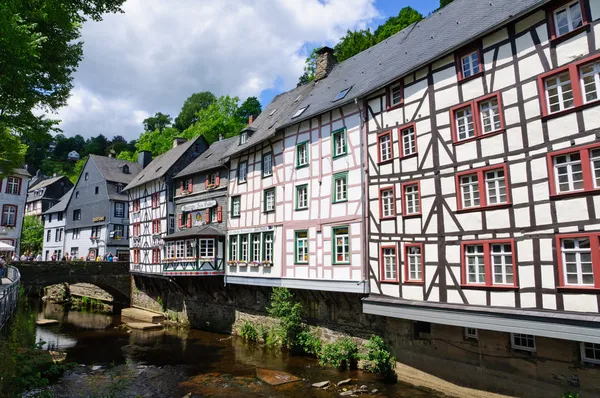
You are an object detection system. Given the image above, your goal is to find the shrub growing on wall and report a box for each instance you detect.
[360,335,397,381]
[318,337,359,369]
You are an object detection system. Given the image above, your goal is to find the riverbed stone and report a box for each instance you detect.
[312,381,329,388]
[337,378,352,386]
[339,391,357,397]
[255,368,300,385]
[36,319,59,326]
[126,322,163,330]
[122,308,165,324]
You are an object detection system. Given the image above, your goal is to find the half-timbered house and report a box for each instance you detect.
[124,137,208,274]
[163,136,238,276]
[0,168,30,255]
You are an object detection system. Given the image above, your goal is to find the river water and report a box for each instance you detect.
[22,301,437,397]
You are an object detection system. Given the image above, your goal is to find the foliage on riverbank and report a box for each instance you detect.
[237,287,397,381]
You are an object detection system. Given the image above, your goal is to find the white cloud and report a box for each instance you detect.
[54,0,379,140]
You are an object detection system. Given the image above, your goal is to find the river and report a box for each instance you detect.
[13,300,438,397]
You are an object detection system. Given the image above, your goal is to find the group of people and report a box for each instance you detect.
[7,252,117,262]
[11,252,42,262]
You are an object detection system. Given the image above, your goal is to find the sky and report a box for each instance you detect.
[54,0,441,141]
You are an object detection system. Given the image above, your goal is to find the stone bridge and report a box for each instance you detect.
[13,261,131,307]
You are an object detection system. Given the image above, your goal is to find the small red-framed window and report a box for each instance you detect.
[547,0,588,41]
[1,205,17,227]
[5,176,22,195]
[152,192,159,208]
[380,244,398,283]
[386,81,403,110]
[546,142,600,197]
[556,233,600,289]
[450,92,505,144]
[133,249,140,264]
[455,164,511,211]
[377,130,393,164]
[460,239,518,288]
[455,45,483,82]
[152,248,161,263]
[404,243,424,284]
[379,186,396,220]
[133,199,140,212]
[401,181,421,217]
[152,219,161,234]
[398,123,417,158]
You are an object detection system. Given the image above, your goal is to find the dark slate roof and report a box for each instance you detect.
[278,0,543,129]
[43,188,73,215]
[107,183,129,201]
[90,155,142,185]
[124,136,204,191]
[225,83,315,158]
[14,168,31,177]
[163,225,225,240]
[176,136,239,178]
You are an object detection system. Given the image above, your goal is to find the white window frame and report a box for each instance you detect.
[561,237,594,286]
[210,207,218,223]
[491,243,514,285]
[554,0,584,37]
[265,189,275,212]
[390,83,402,106]
[485,169,507,205]
[406,245,423,281]
[334,174,348,202]
[185,239,195,258]
[401,126,416,156]
[296,185,308,210]
[461,51,480,78]
[580,61,600,103]
[240,235,249,262]
[479,98,501,134]
[297,142,309,167]
[6,177,19,195]
[545,72,574,114]
[333,129,347,157]
[465,328,478,340]
[455,107,475,141]
[296,231,308,264]
[591,148,600,188]
[333,227,350,264]
[199,238,214,258]
[230,236,238,261]
[379,133,392,162]
[263,233,273,263]
[115,202,125,218]
[460,174,480,208]
[511,333,536,352]
[404,184,420,215]
[381,189,395,218]
[465,244,485,284]
[382,247,396,280]
[581,342,600,364]
[263,153,273,176]
[252,234,261,262]
[553,153,584,193]
[176,241,185,258]
[238,161,248,183]
[73,228,80,240]
[2,206,16,226]
[232,196,241,217]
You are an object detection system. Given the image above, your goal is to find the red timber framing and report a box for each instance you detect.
[449,92,505,144]
[546,0,589,43]
[454,42,483,83]
[454,164,511,212]
[546,141,600,197]
[403,242,424,284]
[380,244,399,283]
[460,239,518,289]
[555,232,600,290]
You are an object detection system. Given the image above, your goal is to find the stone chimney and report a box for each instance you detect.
[218,134,224,141]
[315,46,337,81]
[248,115,254,125]
[138,151,152,169]
[173,137,188,148]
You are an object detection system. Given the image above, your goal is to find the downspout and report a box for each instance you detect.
[354,97,369,295]
[221,160,230,288]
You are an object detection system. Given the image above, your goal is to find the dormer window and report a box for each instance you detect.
[292,106,309,119]
[269,108,277,116]
[116,184,123,194]
[553,0,584,37]
[240,132,248,145]
[387,82,403,109]
[333,87,351,102]
[122,165,130,174]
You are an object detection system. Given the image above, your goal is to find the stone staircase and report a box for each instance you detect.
[121,307,165,330]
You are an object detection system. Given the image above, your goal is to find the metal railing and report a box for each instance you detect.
[0,266,21,331]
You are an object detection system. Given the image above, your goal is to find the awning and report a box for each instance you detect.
[0,242,15,251]
[163,225,225,241]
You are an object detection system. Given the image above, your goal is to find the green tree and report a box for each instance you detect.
[236,97,262,124]
[20,216,44,254]
[0,0,125,176]
[0,127,27,178]
[334,29,376,63]
[297,47,321,86]
[440,0,454,7]
[182,96,244,144]
[143,112,172,133]
[135,127,179,157]
[68,156,88,183]
[84,134,109,156]
[174,92,216,131]
[116,150,136,162]
[374,7,423,43]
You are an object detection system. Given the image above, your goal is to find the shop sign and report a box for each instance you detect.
[181,200,217,212]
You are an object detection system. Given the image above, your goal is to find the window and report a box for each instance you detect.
[404,243,423,283]
[238,161,247,183]
[388,82,403,108]
[76,191,80,198]
[451,93,504,143]
[152,248,160,263]
[553,0,584,38]
[240,131,248,145]
[461,240,516,287]
[175,241,185,258]
[84,172,89,180]
[72,228,80,240]
[46,230,51,242]
[400,124,417,157]
[132,199,140,212]
[240,235,249,262]
[116,184,123,194]
[91,226,100,238]
[557,233,600,288]
[377,131,393,163]
[547,144,600,195]
[465,328,478,340]
[333,87,351,101]
[57,212,63,221]
[580,61,600,103]
[95,186,99,195]
[263,232,274,263]
[308,301,319,319]
[456,165,510,210]
[55,228,63,242]
[229,235,238,261]
[545,72,574,113]
[1,205,16,226]
[291,106,308,119]
[133,249,140,264]
[5,177,20,195]
[264,188,275,213]
[332,128,347,158]
[581,342,600,364]
[210,207,218,223]
[333,226,350,264]
[73,209,81,221]
[152,193,159,208]
[511,333,536,352]
[333,172,348,203]
[231,196,241,218]
[71,247,79,258]
[402,182,421,216]
[295,231,308,264]
[133,223,140,237]
[296,141,309,168]
[380,245,397,282]
[379,187,395,219]
[296,184,308,210]
[251,234,261,263]
[184,240,194,258]
[460,50,481,79]
[262,152,273,177]
[152,219,161,234]
[199,239,214,258]
[114,224,125,239]
[115,202,125,218]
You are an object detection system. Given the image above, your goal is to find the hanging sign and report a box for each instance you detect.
[181,200,217,212]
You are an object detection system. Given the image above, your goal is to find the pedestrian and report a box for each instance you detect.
[107,252,114,262]
[20,252,27,261]
[51,252,57,261]
[35,253,42,262]
[11,253,19,262]
[96,255,101,262]
[28,253,34,262]
[0,256,5,282]
[64,253,70,262]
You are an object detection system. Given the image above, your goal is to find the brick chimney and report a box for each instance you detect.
[248,115,254,125]
[173,137,187,148]
[315,46,337,81]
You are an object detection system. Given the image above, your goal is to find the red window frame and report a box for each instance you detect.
[5,176,22,195]
[133,199,140,212]
[378,186,396,220]
[377,130,393,164]
[556,232,600,289]
[460,239,518,288]
[455,164,511,212]
[401,180,422,217]
[404,242,424,284]
[537,53,600,118]
[455,45,483,82]
[152,219,161,234]
[386,80,404,110]
[398,123,418,159]
[379,244,399,283]
[1,205,17,227]
[133,249,140,264]
[152,248,160,263]
[450,92,505,144]
[152,192,159,208]
[133,223,140,237]
[546,142,600,197]
[547,0,588,42]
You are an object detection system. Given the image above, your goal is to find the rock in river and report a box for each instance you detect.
[312,380,330,388]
